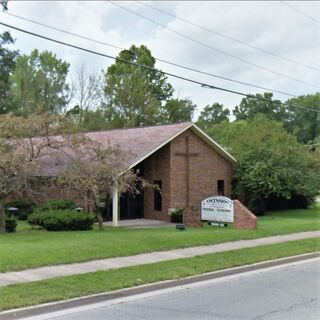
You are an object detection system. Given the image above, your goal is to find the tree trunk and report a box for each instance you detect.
[0,200,6,233]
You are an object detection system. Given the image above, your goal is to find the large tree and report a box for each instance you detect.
[233,92,290,123]
[67,65,104,127]
[0,31,18,114]
[207,115,320,214]
[104,45,173,128]
[160,98,196,124]
[197,103,230,131]
[286,93,320,144]
[10,49,71,116]
[0,113,79,232]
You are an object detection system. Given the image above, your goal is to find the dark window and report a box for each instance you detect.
[154,180,162,211]
[217,180,225,196]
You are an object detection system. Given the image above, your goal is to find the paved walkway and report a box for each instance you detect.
[1,231,319,287]
[103,219,175,228]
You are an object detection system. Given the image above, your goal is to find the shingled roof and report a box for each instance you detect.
[85,122,193,169]
[33,122,235,176]
[85,122,235,169]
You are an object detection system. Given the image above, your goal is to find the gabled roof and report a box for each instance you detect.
[33,122,235,177]
[86,122,236,170]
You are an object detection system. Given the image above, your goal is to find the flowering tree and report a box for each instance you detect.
[57,135,145,229]
[0,113,146,232]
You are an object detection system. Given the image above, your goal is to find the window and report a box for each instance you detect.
[154,180,162,211]
[217,180,225,196]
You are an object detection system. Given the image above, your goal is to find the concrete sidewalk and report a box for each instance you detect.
[1,230,319,287]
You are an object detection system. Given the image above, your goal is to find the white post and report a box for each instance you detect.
[112,184,119,227]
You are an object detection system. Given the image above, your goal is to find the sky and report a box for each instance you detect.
[0,1,319,119]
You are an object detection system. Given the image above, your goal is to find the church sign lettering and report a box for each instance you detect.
[201,196,234,223]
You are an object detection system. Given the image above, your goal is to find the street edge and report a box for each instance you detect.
[0,251,319,320]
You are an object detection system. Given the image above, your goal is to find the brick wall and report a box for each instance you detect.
[142,128,234,224]
[170,129,233,210]
[143,144,171,222]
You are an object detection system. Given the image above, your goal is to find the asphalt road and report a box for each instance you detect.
[41,259,320,320]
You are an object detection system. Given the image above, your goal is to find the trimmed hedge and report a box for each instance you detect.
[28,210,95,231]
[37,200,76,212]
[5,216,17,233]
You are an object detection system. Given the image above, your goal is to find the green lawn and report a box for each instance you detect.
[0,206,319,273]
[0,238,319,311]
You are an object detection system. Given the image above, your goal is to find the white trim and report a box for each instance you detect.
[119,122,236,175]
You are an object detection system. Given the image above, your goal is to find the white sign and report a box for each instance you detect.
[201,196,234,223]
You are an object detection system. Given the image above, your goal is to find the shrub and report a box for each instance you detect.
[29,210,94,231]
[5,216,17,233]
[37,199,76,211]
[5,198,35,220]
[28,210,47,227]
[170,208,184,223]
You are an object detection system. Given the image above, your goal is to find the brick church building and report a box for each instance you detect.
[85,122,236,226]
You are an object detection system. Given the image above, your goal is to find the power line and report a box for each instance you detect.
[110,1,320,89]
[280,1,320,26]
[0,21,319,114]
[2,11,298,98]
[138,1,320,72]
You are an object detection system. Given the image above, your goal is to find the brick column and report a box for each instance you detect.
[183,206,202,227]
[233,200,257,230]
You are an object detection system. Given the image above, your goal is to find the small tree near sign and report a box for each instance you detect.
[201,196,234,223]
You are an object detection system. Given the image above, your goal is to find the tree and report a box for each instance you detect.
[57,138,145,229]
[68,65,104,126]
[104,45,173,128]
[206,115,320,214]
[10,49,71,115]
[286,93,320,144]
[0,31,18,114]
[160,98,196,124]
[0,113,79,232]
[197,103,230,131]
[233,92,290,123]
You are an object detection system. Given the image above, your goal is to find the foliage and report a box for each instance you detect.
[57,136,146,229]
[5,216,17,233]
[233,92,290,123]
[37,199,76,211]
[0,31,18,114]
[170,208,183,223]
[28,210,95,231]
[197,103,230,130]
[0,112,81,232]
[286,93,320,144]
[66,107,109,131]
[10,49,70,115]
[5,198,35,220]
[161,98,196,124]
[104,45,173,128]
[209,115,320,214]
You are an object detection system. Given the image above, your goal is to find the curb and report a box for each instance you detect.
[0,252,319,320]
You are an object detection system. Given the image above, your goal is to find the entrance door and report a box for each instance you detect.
[120,191,144,220]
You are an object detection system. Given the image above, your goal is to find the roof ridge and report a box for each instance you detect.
[85,122,192,135]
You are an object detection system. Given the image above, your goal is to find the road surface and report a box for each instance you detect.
[32,258,320,320]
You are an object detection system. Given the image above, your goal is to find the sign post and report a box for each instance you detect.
[201,196,234,225]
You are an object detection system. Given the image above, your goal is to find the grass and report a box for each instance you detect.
[0,237,319,311]
[0,206,319,273]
